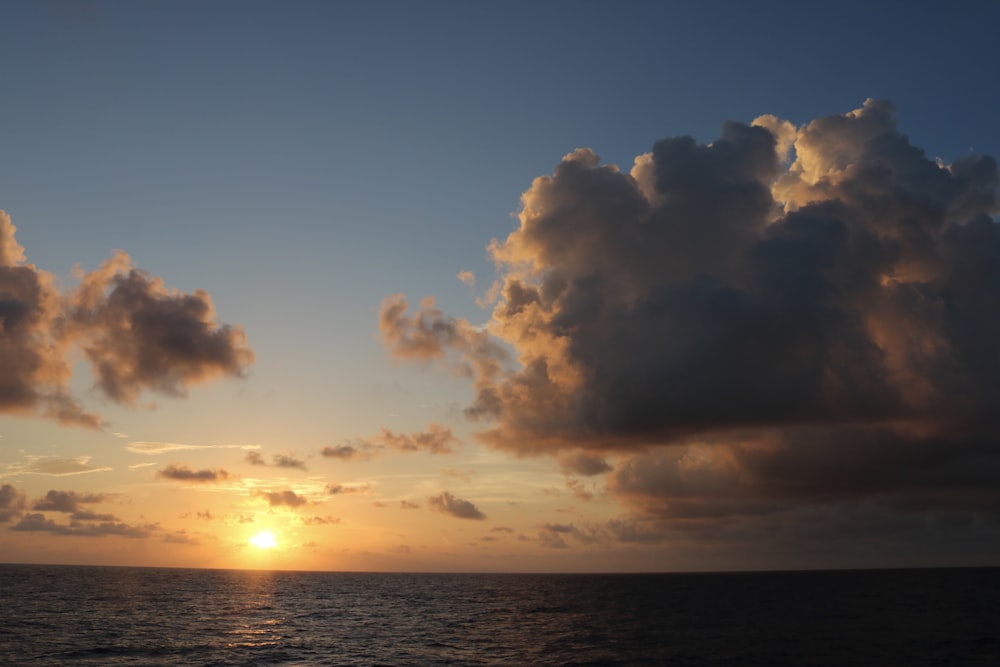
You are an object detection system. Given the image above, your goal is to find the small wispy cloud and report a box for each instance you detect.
[127,441,260,455]
[0,454,111,479]
[156,464,230,483]
[254,489,312,508]
[326,483,370,495]
[299,515,340,525]
[245,451,307,470]
[320,444,376,461]
[320,424,459,462]
[457,270,476,288]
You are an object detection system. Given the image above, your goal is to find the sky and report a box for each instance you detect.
[2,0,1000,573]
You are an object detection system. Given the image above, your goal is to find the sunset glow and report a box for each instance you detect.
[1,2,999,576]
[249,531,277,550]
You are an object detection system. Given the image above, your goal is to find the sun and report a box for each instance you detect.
[249,530,277,549]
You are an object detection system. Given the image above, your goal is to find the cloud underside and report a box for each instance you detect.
[382,100,1000,540]
[321,423,460,461]
[156,464,229,483]
[0,213,253,427]
[2,486,153,538]
[428,491,486,520]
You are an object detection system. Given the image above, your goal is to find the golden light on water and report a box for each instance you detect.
[249,530,277,549]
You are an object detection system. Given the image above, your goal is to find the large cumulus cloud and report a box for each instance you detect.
[0,211,253,425]
[382,100,1000,548]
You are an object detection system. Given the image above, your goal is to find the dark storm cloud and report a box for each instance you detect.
[156,464,230,483]
[383,100,999,451]
[428,491,486,520]
[608,426,1000,521]
[0,211,253,425]
[382,100,1000,551]
[0,484,26,522]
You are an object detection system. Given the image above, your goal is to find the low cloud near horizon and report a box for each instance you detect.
[383,100,1000,552]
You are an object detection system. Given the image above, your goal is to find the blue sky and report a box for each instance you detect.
[2,1,1000,571]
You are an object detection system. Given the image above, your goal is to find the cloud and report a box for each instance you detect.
[246,451,266,466]
[608,426,1000,521]
[565,478,595,501]
[156,464,230,483]
[538,527,569,549]
[381,100,1000,551]
[245,451,306,470]
[6,484,149,538]
[384,100,1000,451]
[457,270,476,288]
[0,212,98,427]
[12,513,154,538]
[363,423,460,455]
[273,454,306,470]
[326,483,369,495]
[558,453,611,476]
[380,294,509,382]
[126,441,260,454]
[324,425,460,461]
[33,490,108,513]
[300,515,340,525]
[0,484,26,522]
[320,444,374,461]
[256,489,311,507]
[0,211,253,425]
[428,491,486,520]
[400,500,420,509]
[1,454,112,478]
[65,252,254,406]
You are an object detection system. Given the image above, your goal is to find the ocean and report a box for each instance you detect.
[1,564,998,666]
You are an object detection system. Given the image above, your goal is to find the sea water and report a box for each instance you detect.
[1,565,998,665]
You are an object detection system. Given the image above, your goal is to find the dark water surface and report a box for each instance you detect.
[1,564,998,665]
